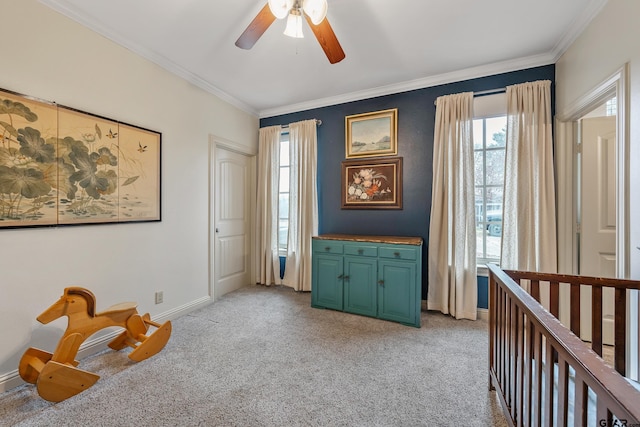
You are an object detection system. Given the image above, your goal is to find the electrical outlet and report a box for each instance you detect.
[155,291,163,304]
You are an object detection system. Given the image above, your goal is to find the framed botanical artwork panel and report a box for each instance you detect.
[0,86,161,229]
[57,106,120,225]
[345,108,397,159]
[117,123,161,222]
[0,89,59,227]
[341,157,402,209]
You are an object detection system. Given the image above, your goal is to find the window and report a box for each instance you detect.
[605,97,617,116]
[278,133,290,254]
[474,116,506,263]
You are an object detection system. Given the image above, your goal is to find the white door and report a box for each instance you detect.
[579,116,616,344]
[214,146,252,299]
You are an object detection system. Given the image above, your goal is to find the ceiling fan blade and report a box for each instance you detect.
[235,3,276,50]
[304,15,345,64]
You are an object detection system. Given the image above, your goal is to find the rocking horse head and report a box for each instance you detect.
[37,287,97,324]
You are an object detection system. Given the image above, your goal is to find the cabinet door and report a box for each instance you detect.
[343,256,377,317]
[312,253,343,310]
[377,259,418,326]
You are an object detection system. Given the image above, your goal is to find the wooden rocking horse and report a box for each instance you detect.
[19,287,171,402]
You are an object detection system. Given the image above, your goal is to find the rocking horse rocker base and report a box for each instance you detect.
[19,287,171,402]
[107,313,172,362]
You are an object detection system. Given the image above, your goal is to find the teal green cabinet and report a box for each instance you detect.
[311,245,344,311]
[377,258,416,325]
[311,235,423,327]
[344,256,377,317]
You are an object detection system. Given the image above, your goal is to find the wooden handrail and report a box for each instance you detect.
[488,263,640,424]
[503,267,637,376]
[503,269,640,290]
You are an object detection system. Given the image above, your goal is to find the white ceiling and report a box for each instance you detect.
[40,0,606,117]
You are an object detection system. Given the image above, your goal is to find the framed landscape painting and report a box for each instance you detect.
[345,108,397,159]
[341,157,402,209]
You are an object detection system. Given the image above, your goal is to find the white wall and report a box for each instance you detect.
[556,0,640,380]
[0,0,258,389]
[556,0,640,280]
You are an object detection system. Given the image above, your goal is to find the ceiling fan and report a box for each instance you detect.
[235,0,346,64]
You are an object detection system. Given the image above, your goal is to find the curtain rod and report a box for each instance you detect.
[281,119,322,128]
[474,88,506,97]
[433,88,506,105]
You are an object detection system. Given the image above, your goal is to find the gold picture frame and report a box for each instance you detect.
[341,157,402,210]
[345,108,397,159]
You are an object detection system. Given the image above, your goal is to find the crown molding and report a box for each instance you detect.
[38,0,258,116]
[259,0,608,118]
[259,53,555,118]
[40,0,607,120]
[550,0,608,62]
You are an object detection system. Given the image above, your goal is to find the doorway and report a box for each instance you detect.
[210,137,256,301]
[578,103,617,343]
[556,64,637,378]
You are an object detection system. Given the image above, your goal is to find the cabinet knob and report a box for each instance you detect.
[343,275,350,281]
[325,246,331,252]
[337,274,344,279]
[378,280,385,286]
[357,249,364,254]
[394,252,400,257]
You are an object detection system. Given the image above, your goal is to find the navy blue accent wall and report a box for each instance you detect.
[261,65,555,302]
[477,275,489,309]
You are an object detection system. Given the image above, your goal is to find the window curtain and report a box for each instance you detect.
[428,92,478,320]
[282,119,318,291]
[256,125,282,286]
[500,80,557,273]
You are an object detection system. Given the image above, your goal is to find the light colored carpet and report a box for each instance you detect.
[1,285,508,426]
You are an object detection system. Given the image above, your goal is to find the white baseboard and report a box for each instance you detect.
[0,370,26,393]
[477,308,489,321]
[0,295,212,393]
[421,300,489,321]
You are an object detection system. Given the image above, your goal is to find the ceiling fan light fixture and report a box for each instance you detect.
[268,0,295,20]
[302,0,328,25]
[283,9,304,38]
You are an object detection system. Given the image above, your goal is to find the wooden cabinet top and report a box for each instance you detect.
[313,234,423,246]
